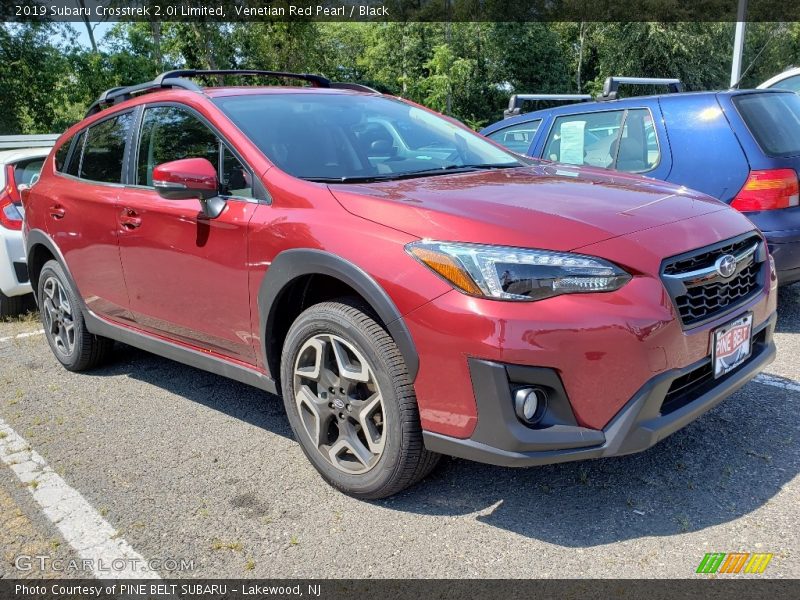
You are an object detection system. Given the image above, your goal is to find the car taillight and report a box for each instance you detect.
[731,168,800,211]
[0,165,23,231]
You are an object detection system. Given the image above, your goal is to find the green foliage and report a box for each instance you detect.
[2,21,800,135]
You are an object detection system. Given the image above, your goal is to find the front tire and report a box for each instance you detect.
[37,260,113,371]
[280,299,439,499]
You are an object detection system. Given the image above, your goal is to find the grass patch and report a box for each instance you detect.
[211,540,243,552]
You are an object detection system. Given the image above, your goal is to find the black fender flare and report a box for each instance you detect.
[25,229,85,310]
[258,249,419,383]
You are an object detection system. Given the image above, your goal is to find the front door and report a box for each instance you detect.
[117,104,258,364]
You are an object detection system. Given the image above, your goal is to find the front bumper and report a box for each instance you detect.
[423,312,776,467]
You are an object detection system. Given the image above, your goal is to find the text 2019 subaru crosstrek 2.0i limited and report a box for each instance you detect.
[23,70,777,498]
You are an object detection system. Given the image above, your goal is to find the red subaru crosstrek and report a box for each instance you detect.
[23,70,777,498]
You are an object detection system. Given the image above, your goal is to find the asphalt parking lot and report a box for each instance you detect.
[0,289,799,580]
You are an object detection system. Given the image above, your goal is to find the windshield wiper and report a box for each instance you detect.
[302,163,522,184]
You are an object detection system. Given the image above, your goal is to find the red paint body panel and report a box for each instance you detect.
[23,85,775,453]
[27,173,132,322]
[331,164,729,251]
[116,187,257,363]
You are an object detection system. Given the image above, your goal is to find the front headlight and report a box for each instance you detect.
[406,241,631,302]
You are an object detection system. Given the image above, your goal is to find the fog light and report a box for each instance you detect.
[514,387,547,424]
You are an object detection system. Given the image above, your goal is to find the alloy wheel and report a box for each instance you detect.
[293,334,386,474]
[42,276,75,357]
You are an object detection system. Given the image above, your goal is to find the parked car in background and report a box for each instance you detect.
[482,78,800,284]
[0,135,57,316]
[24,70,776,498]
[758,67,800,93]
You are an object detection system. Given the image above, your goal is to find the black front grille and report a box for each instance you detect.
[674,260,760,326]
[662,234,765,328]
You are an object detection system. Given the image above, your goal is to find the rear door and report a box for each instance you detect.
[45,113,134,322]
[116,103,258,364]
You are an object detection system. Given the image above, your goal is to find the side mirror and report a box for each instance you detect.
[152,158,227,219]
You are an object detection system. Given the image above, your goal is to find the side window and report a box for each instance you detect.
[543,109,658,173]
[221,146,252,198]
[544,110,624,168]
[486,120,541,154]
[80,113,132,183]
[137,105,255,199]
[616,109,660,173]
[136,106,219,187]
[65,131,85,177]
[54,135,73,172]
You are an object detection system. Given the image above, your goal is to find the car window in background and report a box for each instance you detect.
[213,94,522,181]
[136,106,218,187]
[14,158,45,186]
[544,110,624,168]
[79,113,132,183]
[770,75,800,93]
[734,93,800,157]
[487,120,542,154]
[615,109,660,172]
[543,109,658,173]
[64,131,85,177]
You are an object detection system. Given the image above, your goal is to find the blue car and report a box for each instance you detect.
[481,77,800,283]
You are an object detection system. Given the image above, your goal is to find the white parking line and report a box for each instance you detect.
[0,329,45,343]
[0,417,160,579]
[754,373,800,395]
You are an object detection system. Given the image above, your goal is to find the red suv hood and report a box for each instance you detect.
[330,164,729,251]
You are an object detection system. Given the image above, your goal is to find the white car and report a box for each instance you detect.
[0,138,56,316]
[758,67,800,93]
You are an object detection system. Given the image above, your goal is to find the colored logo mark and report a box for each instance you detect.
[696,552,773,574]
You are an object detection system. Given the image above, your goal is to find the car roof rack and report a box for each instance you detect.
[504,94,592,118]
[598,76,684,101]
[84,69,360,118]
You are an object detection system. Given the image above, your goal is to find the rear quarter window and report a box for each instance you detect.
[54,136,72,172]
[65,131,85,177]
[733,93,800,157]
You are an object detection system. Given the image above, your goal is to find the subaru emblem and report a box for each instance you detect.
[715,254,737,278]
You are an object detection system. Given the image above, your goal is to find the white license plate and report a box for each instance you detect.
[712,313,753,378]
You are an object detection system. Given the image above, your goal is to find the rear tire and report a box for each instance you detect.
[37,260,113,371]
[280,298,439,499]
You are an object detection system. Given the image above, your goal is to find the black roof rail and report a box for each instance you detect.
[504,94,592,118]
[330,82,379,93]
[599,76,684,101]
[85,69,334,118]
[152,69,331,88]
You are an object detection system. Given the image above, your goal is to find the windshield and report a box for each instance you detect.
[213,93,523,182]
